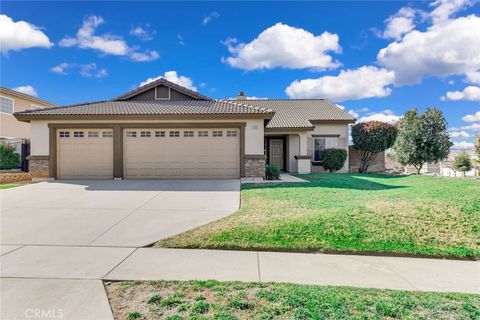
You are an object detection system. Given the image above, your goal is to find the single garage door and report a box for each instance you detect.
[57,129,113,179]
[124,128,240,179]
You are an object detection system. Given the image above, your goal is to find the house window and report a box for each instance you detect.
[102,131,113,138]
[169,131,180,137]
[31,104,41,110]
[184,131,194,137]
[0,96,14,114]
[74,131,84,138]
[313,137,339,162]
[212,131,223,137]
[126,131,137,137]
[198,131,208,137]
[59,131,70,138]
[140,131,151,138]
[88,131,99,138]
[155,131,165,137]
[227,130,238,137]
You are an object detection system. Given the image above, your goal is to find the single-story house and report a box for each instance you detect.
[14,78,355,180]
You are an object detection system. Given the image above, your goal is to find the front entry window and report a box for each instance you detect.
[313,137,338,162]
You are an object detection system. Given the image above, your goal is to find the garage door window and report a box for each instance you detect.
[140,131,151,138]
[59,131,70,138]
[169,131,180,137]
[184,131,194,137]
[198,131,208,137]
[155,131,165,137]
[102,131,113,138]
[126,131,137,137]
[88,131,99,138]
[227,131,238,137]
[212,131,223,137]
[74,132,84,138]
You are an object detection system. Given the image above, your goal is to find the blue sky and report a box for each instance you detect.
[1,1,479,149]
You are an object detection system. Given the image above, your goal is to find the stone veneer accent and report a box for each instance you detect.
[28,158,49,178]
[244,155,266,178]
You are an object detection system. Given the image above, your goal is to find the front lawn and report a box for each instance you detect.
[106,280,480,320]
[0,184,18,189]
[157,174,480,258]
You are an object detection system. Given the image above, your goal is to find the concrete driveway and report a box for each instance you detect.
[1,179,240,247]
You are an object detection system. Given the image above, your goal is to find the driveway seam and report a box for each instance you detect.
[102,248,139,279]
[86,191,165,246]
[256,251,262,281]
[0,245,25,257]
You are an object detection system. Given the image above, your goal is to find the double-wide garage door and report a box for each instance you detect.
[123,128,240,179]
[56,128,240,179]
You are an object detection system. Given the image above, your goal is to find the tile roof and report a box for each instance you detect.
[14,100,274,118]
[225,99,356,129]
[114,78,212,101]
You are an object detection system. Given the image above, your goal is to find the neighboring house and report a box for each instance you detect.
[439,151,478,177]
[14,79,355,180]
[1,86,55,139]
[402,151,479,177]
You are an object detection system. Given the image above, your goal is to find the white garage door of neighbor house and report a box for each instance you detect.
[57,129,114,179]
[123,128,240,179]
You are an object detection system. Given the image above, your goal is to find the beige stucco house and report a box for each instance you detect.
[1,86,55,139]
[14,79,355,180]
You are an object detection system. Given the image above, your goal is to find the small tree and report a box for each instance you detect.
[475,135,480,157]
[0,144,21,170]
[452,152,473,177]
[320,148,347,173]
[351,121,398,173]
[394,108,452,174]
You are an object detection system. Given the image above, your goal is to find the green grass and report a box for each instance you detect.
[157,174,480,258]
[0,184,18,189]
[105,280,480,320]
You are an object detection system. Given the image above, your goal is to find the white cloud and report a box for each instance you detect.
[139,71,197,91]
[377,15,480,85]
[80,63,108,78]
[382,7,417,40]
[129,50,160,62]
[50,62,71,75]
[177,34,185,46]
[465,70,480,84]
[429,0,474,25]
[451,123,480,131]
[285,66,395,101]
[462,111,480,122]
[358,109,402,124]
[452,141,474,149]
[442,86,480,101]
[450,131,471,138]
[12,85,38,97]
[0,14,53,53]
[202,11,219,26]
[224,23,341,71]
[130,25,155,41]
[59,15,159,62]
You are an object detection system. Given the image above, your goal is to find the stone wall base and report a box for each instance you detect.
[28,158,49,178]
[244,155,266,178]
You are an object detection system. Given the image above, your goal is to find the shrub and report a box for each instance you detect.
[319,149,347,173]
[265,164,280,180]
[0,144,21,170]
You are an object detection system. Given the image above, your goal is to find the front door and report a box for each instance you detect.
[269,139,284,170]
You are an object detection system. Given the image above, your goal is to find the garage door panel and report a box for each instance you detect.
[124,129,240,179]
[57,129,113,179]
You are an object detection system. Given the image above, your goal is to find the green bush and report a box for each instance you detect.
[265,164,280,180]
[0,144,21,170]
[319,149,347,173]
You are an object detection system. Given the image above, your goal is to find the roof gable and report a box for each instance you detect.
[114,78,211,101]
